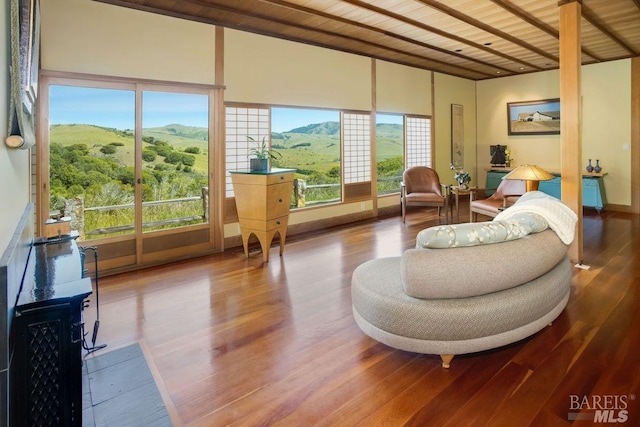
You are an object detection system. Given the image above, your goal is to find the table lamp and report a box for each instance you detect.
[502,164,554,192]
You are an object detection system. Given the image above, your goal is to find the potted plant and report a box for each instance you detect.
[247,136,281,172]
[450,163,471,189]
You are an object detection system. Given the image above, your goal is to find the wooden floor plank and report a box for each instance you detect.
[88,204,640,426]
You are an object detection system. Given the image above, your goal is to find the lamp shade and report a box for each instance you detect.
[502,164,554,192]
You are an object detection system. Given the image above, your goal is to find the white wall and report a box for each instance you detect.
[582,60,631,205]
[377,60,431,115]
[1,0,31,253]
[476,69,560,171]
[476,60,632,205]
[225,29,370,110]
[41,0,216,83]
[434,72,477,186]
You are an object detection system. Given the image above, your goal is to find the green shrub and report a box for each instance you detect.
[142,149,157,162]
[100,145,117,155]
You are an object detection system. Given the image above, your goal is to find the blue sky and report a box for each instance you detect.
[50,85,405,131]
[271,108,339,133]
[50,86,209,129]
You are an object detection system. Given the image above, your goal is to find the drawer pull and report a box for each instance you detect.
[276,221,281,225]
[279,198,283,203]
[280,176,284,180]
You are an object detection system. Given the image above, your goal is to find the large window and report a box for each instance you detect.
[272,107,341,207]
[226,106,342,208]
[224,105,433,204]
[376,113,404,195]
[375,114,432,195]
[48,84,211,241]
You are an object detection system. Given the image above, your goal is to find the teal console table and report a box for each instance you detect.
[485,169,607,212]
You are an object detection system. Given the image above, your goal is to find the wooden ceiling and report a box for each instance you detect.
[98,0,640,80]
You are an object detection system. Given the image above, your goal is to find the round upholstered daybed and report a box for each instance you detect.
[351,214,574,368]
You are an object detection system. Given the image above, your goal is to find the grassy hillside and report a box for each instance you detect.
[50,121,403,177]
[50,124,209,173]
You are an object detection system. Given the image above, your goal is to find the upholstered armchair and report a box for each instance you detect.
[401,166,449,223]
[469,178,526,221]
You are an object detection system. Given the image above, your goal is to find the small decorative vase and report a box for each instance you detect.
[586,159,593,173]
[459,182,468,190]
[594,159,602,174]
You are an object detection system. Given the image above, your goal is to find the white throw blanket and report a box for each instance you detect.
[494,191,578,244]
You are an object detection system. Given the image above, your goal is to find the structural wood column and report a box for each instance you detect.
[371,58,378,215]
[214,26,226,250]
[632,57,640,214]
[559,0,583,263]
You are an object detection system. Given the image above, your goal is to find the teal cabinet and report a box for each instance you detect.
[582,176,608,211]
[538,176,561,199]
[485,170,607,212]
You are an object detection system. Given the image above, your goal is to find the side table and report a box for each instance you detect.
[230,168,295,262]
[449,186,475,223]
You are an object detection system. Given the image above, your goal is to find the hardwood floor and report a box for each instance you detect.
[85,205,640,426]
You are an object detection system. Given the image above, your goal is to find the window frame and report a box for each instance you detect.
[38,71,224,272]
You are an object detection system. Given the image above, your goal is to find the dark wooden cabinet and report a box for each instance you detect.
[10,237,91,427]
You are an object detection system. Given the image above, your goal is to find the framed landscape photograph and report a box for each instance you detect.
[507,98,560,136]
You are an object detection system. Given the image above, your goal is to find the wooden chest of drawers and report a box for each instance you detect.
[230,169,295,261]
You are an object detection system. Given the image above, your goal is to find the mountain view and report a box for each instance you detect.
[49,121,403,236]
[51,121,402,176]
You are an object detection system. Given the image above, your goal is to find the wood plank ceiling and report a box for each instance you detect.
[98,0,640,80]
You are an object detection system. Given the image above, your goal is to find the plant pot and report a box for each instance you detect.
[250,158,269,172]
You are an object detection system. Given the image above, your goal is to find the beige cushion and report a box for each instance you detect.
[401,229,568,299]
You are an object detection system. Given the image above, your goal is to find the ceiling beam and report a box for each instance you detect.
[339,0,544,71]
[415,0,559,63]
[582,4,639,56]
[490,0,602,61]
[261,0,517,74]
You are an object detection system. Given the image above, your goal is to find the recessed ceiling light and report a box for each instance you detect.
[496,71,502,74]
[519,67,525,70]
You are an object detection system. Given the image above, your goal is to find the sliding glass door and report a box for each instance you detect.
[141,91,210,232]
[49,85,137,239]
[41,76,218,272]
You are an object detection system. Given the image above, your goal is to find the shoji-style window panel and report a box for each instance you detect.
[405,116,432,169]
[225,106,270,197]
[343,112,371,184]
